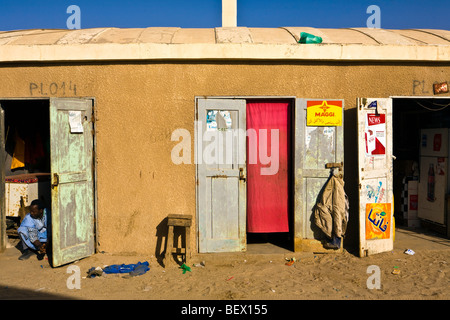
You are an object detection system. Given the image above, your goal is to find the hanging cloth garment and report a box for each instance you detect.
[313,174,349,239]
[11,132,25,170]
[246,101,290,233]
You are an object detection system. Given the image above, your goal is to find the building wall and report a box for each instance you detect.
[0,61,449,254]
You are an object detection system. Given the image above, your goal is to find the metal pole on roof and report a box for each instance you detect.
[222,0,237,27]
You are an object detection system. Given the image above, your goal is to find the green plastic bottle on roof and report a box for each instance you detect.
[298,32,323,44]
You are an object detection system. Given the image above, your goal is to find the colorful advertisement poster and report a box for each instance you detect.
[365,113,386,155]
[306,100,342,126]
[366,203,391,240]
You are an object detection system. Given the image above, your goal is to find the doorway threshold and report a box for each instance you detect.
[246,242,293,254]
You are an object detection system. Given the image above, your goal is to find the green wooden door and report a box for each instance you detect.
[50,98,95,267]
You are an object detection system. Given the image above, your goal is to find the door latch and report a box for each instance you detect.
[51,173,59,189]
[239,168,246,182]
[325,162,343,169]
[325,162,343,178]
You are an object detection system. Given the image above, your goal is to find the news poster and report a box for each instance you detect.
[365,113,386,156]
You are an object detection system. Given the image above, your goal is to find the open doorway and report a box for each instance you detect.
[2,99,51,254]
[0,97,96,267]
[393,97,450,237]
[245,99,294,253]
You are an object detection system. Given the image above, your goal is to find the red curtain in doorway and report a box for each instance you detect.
[246,101,290,233]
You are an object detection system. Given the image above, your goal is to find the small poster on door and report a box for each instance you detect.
[366,203,391,240]
[306,100,342,126]
[69,110,83,133]
[365,114,385,155]
[206,110,232,131]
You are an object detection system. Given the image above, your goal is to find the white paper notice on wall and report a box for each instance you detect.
[69,110,84,133]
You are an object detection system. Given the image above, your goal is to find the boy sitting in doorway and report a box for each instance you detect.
[17,199,49,260]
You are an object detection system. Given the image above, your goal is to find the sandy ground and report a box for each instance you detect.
[0,227,448,302]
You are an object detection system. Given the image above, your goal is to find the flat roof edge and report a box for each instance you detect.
[0,43,449,62]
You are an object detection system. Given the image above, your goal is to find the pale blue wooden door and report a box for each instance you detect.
[197,98,246,253]
[50,98,95,267]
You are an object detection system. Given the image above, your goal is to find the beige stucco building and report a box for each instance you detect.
[0,27,449,265]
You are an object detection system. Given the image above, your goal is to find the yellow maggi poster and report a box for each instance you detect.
[307,100,343,126]
[366,203,391,240]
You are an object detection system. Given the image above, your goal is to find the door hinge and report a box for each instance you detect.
[239,168,246,182]
[51,173,59,189]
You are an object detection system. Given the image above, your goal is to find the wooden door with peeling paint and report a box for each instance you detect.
[197,98,247,253]
[0,107,5,253]
[357,98,394,257]
[50,98,95,267]
[294,99,344,251]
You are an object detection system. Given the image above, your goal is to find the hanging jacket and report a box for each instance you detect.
[313,175,349,239]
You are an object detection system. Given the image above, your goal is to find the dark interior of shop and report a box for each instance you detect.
[393,97,450,233]
[2,100,51,242]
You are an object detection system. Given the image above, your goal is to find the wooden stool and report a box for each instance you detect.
[164,214,192,267]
